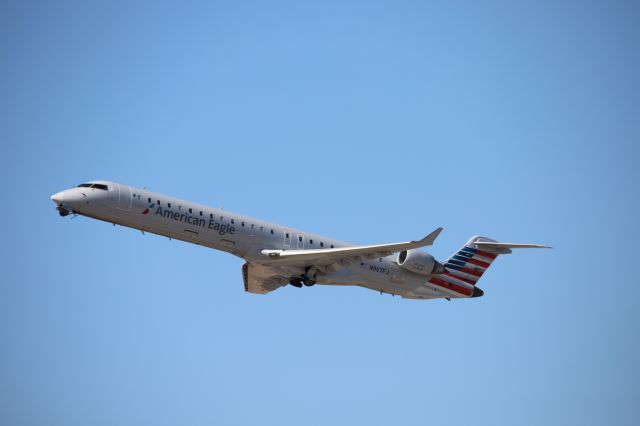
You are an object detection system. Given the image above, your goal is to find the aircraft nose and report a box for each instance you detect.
[51,191,65,204]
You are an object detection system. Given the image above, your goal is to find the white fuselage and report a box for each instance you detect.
[51,180,452,298]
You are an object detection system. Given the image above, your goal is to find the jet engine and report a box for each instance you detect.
[397,249,445,276]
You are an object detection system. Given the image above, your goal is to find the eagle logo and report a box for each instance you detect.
[142,202,155,215]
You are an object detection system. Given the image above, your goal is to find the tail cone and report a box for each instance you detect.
[472,287,484,298]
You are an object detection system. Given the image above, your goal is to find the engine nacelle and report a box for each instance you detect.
[397,249,445,276]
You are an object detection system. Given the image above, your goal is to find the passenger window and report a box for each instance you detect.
[157,200,160,205]
[299,236,303,242]
[148,198,151,203]
[199,211,203,216]
[320,242,324,247]
[251,224,254,229]
[231,219,235,224]
[210,213,213,219]
[189,208,192,213]
[168,203,171,208]
[310,239,313,244]
[241,222,245,227]
[331,244,334,248]
[286,233,290,238]
[270,229,274,234]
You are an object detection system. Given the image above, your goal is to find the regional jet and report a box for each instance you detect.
[51,180,550,300]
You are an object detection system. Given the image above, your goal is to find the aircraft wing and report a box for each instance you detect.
[242,262,291,295]
[260,227,443,267]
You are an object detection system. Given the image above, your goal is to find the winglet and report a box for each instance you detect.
[417,227,443,247]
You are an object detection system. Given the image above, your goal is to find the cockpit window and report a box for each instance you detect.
[77,183,109,190]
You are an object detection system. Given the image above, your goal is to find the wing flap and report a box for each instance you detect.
[242,262,290,295]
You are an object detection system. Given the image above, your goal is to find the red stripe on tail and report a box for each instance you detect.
[475,250,497,260]
[467,258,490,268]
[444,272,476,286]
[429,277,473,296]
[460,267,483,277]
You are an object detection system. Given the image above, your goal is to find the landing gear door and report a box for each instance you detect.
[116,184,132,211]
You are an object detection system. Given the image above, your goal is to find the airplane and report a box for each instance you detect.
[51,180,550,300]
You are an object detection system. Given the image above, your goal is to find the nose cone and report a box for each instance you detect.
[51,191,65,204]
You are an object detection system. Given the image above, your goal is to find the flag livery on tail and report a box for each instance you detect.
[425,236,550,298]
[427,237,503,297]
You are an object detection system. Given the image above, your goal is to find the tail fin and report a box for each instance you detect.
[442,237,505,290]
[432,236,550,298]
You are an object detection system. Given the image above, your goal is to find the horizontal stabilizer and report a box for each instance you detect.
[474,242,552,249]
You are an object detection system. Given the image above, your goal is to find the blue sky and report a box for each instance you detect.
[1,1,639,425]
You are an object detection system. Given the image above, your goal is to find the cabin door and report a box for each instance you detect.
[116,184,132,211]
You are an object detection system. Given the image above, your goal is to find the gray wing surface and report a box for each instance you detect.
[259,227,443,267]
[243,228,443,294]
